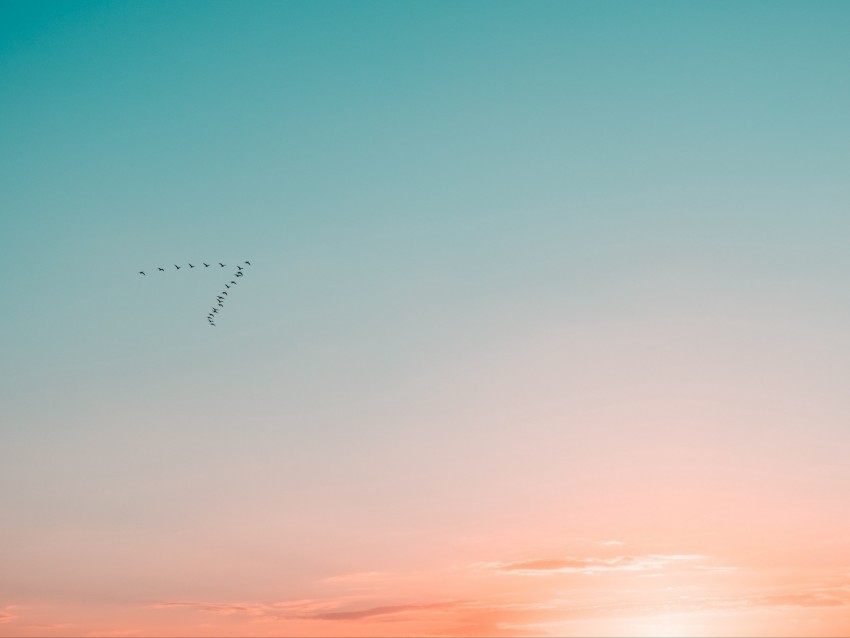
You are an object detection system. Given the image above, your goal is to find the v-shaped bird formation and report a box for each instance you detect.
[138,260,252,326]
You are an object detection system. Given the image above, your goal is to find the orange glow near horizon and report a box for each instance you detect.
[5,535,850,636]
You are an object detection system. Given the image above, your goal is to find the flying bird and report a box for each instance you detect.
[139,257,255,328]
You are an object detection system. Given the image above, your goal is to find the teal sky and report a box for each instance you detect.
[3,2,850,636]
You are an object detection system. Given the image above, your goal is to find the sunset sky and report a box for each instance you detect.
[3,1,850,636]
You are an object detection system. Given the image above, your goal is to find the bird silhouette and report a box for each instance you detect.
[174,265,181,269]
[225,284,230,289]
[138,271,146,275]
[236,272,243,277]
[212,308,219,313]
[221,291,228,296]
[230,281,237,285]
[158,267,165,271]
[203,263,210,267]
[237,266,243,271]
[189,263,195,268]
[245,261,251,265]
[219,262,226,267]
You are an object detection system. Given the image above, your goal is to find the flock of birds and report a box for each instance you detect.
[138,261,252,326]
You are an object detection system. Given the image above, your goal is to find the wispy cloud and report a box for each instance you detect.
[145,576,850,638]
[153,598,467,623]
[751,587,850,609]
[152,598,547,637]
[152,601,267,616]
[307,601,466,621]
[0,605,19,623]
[482,553,706,574]
[324,571,393,584]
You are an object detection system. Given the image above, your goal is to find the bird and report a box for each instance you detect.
[203,263,210,267]
[245,261,251,265]
[158,267,165,271]
[236,272,243,277]
[174,265,181,269]
[237,266,243,271]
[219,262,226,267]
[225,284,230,289]
[221,291,228,296]
[138,271,146,275]
[189,263,195,268]
[212,308,219,313]
[230,281,237,285]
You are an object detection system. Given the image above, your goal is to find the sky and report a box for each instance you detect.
[2,1,850,636]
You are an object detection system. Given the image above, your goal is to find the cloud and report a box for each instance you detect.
[752,587,850,609]
[324,571,393,584]
[153,598,467,624]
[483,553,706,574]
[149,572,850,637]
[307,601,465,621]
[152,601,267,617]
[0,605,19,623]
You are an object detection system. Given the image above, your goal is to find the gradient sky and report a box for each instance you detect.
[3,1,850,636]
